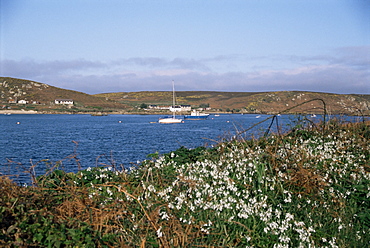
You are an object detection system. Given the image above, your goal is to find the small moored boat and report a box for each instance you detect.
[184,110,209,120]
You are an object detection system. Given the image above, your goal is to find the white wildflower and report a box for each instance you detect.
[156,227,163,238]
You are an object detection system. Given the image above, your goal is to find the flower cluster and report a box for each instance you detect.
[137,126,369,246]
[50,122,368,246]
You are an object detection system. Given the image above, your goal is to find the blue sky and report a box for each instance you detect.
[1,0,369,94]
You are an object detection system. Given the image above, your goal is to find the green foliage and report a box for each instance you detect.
[139,103,148,109]
[22,216,99,247]
[198,103,209,108]
[162,146,211,164]
[37,169,71,188]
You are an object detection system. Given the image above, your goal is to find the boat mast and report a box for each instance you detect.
[172,80,176,118]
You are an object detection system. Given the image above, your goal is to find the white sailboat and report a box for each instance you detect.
[158,81,183,124]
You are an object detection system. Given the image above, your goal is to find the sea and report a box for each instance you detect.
[0,113,339,184]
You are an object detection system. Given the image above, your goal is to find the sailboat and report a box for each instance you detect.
[158,81,183,124]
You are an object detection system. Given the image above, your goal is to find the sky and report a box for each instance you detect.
[0,0,369,94]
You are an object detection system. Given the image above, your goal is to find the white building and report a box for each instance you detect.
[55,99,74,105]
[180,105,191,111]
[18,100,29,104]
[169,105,191,112]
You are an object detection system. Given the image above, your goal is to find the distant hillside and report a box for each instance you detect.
[0,77,128,113]
[96,91,370,115]
[1,77,369,115]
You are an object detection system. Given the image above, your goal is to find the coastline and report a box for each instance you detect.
[2,109,366,116]
[0,110,38,114]
[0,109,223,115]
[0,110,176,115]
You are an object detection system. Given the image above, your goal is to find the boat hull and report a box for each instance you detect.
[158,118,183,124]
[184,115,209,120]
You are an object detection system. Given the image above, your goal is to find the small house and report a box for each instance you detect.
[169,105,182,112]
[18,100,29,104]
[180,105,191,111]
[169,105,192,112]
[55,99,74,105]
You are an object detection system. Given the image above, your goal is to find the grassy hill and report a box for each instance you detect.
[96,90,370,115]
[1,77,369,115]
[0,77,128,113]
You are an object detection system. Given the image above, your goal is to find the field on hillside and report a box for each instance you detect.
[0,77,128,112]
[96,91,370,115]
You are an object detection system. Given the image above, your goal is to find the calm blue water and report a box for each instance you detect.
[0,114,309,184]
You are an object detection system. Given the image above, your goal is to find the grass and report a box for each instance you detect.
[0,118,369,247]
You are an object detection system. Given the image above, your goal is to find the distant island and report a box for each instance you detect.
[1,77,369,116]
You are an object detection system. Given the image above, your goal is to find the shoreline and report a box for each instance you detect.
[1,110,367,116]
[0,110,39,114]
[0,110,225,115]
